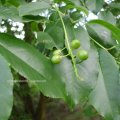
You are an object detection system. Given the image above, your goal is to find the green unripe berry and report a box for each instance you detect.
[53,49,61,55]
[71,40,80,49]
[77,50,88,60]
[51,55,62,64]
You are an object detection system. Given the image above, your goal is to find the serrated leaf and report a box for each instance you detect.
[89,49,120,120]
[0,33,66,98]
[0,55,13,120]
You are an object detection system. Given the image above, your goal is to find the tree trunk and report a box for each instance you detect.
[35,93,47,120]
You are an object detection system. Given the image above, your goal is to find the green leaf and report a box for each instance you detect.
[0,16,2,23]
[87,20,120,43]
[77,43,99,88]
[0,54,13,120]
[98,11,116,25]
[22,15,46,22]
[1,0,5,5]
[9,0,26,6]
[86,24,117,48]
[83,105,97,117]
[70,11,82,21]
[7,0,20,7]
[45,22,65,48]
[37,32,56,50]
[54,0,88,15]
[85,0,104,14]
[0,33,66,98]
[109,3,120,10]
[49,11,59,22]
[31,21,39,31]
[109,3,120,16]
[69,0,82,6]
[18,1,51,16]
[89,49,120,120]
[0,6,21,21]
[66,4,89,16]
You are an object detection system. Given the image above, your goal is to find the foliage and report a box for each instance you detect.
[0,0,120,120]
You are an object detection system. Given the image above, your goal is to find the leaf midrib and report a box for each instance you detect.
[0,45,47,81]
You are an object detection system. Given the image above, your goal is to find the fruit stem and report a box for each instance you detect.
[76,60,84,64]
[61,47,66,51]
[61,54,70,58]
[90,36,107,51]
[90,36,118,51]
[106,45,118,51]
[55,6,82,80]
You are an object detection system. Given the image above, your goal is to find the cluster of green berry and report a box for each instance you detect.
[51,40,88,64]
